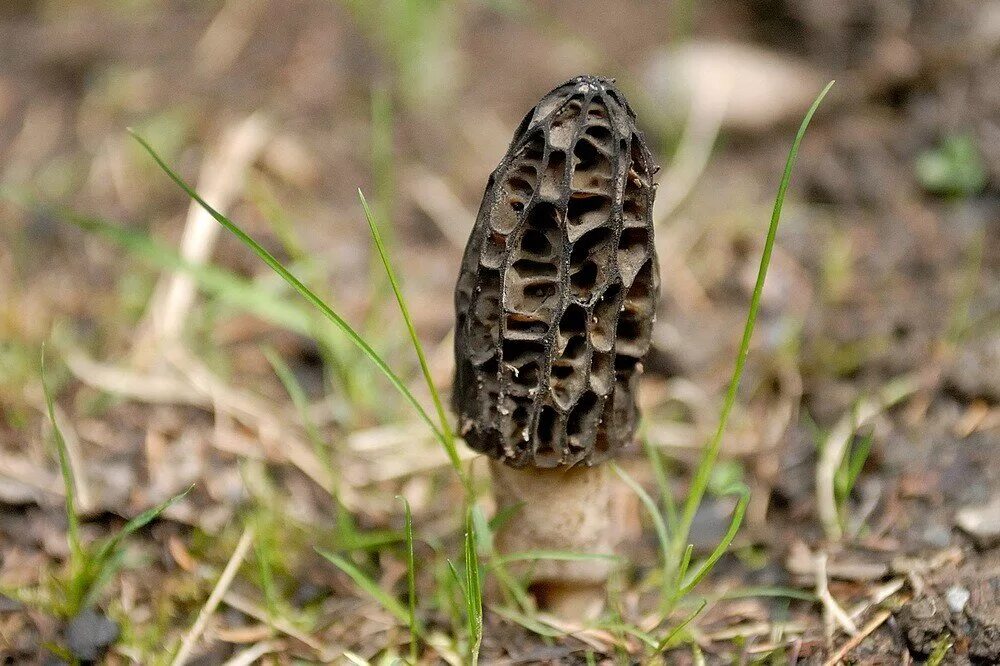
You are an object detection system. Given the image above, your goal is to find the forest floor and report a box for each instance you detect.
[1,0,998,663]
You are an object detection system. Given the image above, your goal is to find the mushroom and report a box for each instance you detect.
[453,76,660,617]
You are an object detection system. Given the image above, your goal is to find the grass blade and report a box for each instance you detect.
[841,429,874,501]
[597,621,660,650]
[40,348,81,561]
[128,130,445,445]
[670,81,835,576]
[678,489,749,597]
[643,437,678,531]
[397,496,419,663]
[464,509,483,665]
[360,190,467,489]
[654,598,707,654]
[317,548,415,630]
[253,530,279,620]
[91,486,193,572]
[81,548,127,611]
[612,463,670,593]
[675,544,693,593]
[490,605,567,639]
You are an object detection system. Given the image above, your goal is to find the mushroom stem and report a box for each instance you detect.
[489,460,627,618]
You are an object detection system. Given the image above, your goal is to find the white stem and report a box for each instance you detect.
[490,460,630,618]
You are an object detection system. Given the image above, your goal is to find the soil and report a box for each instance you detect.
[1,0,997,663]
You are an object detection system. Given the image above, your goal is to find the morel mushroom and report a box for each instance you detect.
[453,75,660,615]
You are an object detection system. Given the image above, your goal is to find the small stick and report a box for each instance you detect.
[171,526,255,666]
[222,590,340,660]
[823,608,892,666]
[219,640,284,666]
[815,552,858,639]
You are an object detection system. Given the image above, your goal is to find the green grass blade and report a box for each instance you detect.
[335,527,404,553]
[40,348,81,561]
[927,634,953,666]
[446,558,466,595]
[81,548,127,611]
[654,598,707,654]
[397,496,419,664]
[128,130,445,444]
[670,81,835,572]
[253,533,279,620]
[678,489,749,597]
[843,429,874,498]
[91,486,193,573]
[316,548,416,631]
[488,502,523,533]
[360,190,467,489]
[612,463,670,585]
[643,436,678,531]
[487,555,532,612]
[675,544,693,592]
[262,346,325,451]
[464,509,483,665]
[490,605,566,639]
[248,176,308,262]
[597,621,660,650]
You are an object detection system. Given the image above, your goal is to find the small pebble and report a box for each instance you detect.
[956,494,1000,549]
[946,585,970,614]
[65,608,119,662]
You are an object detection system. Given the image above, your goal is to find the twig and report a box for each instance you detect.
[848,578,905,622]
[222,590,341,660]
[823,608,892,666]
[220,639,284,666]
[815,552,858,640]
[194,0,262,78]
[65,348,210,407]
[171,526,256,665]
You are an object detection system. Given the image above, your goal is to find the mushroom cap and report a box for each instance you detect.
[453,75,660,468]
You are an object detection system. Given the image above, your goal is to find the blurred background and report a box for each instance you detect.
[1,0,998,662]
